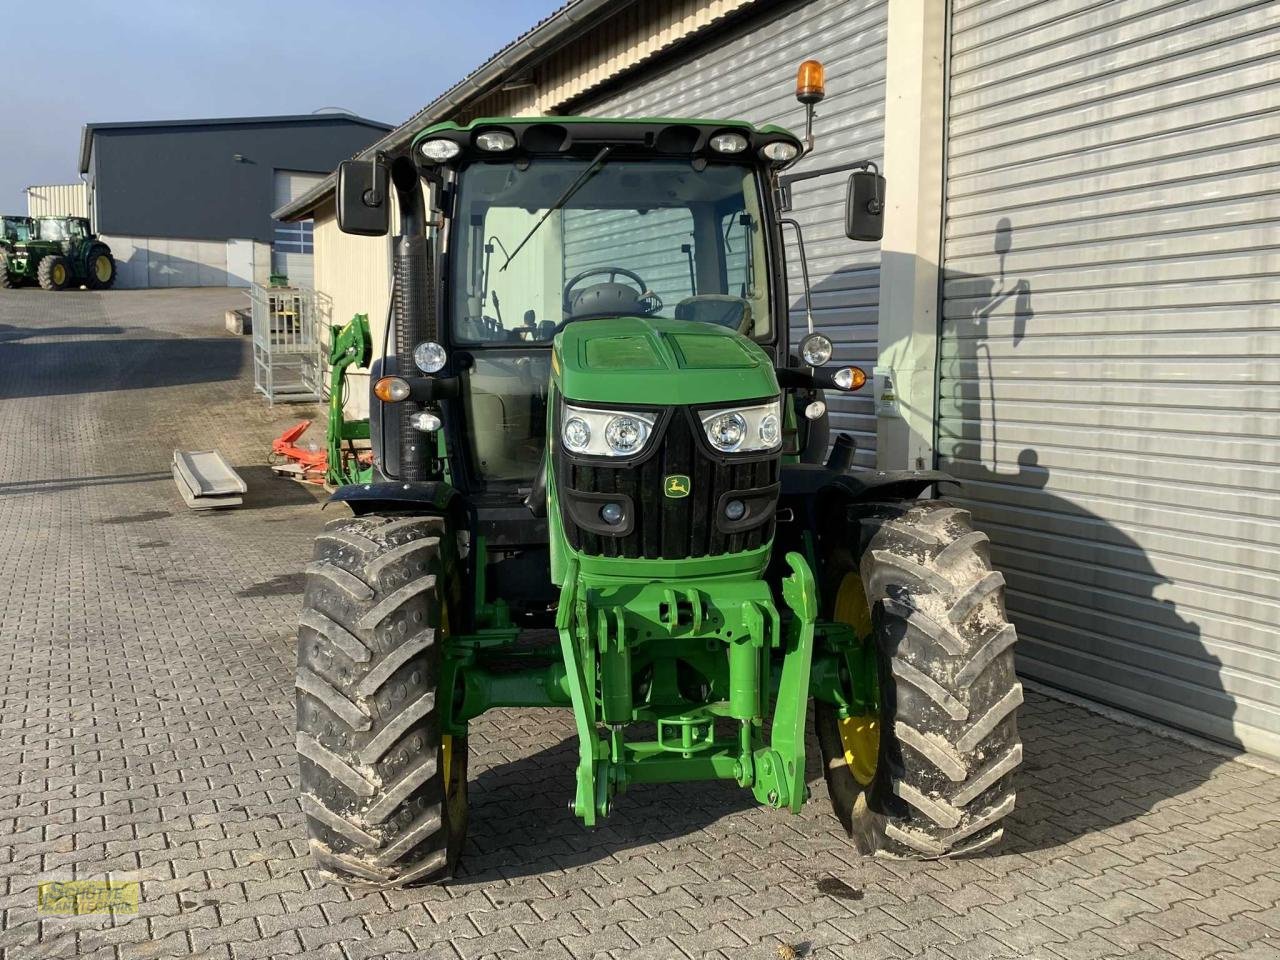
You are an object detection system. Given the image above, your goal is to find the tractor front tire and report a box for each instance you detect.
[87,248,116,290]
[0,253,13,289]
[816,499,1022,858]
[295,514,468,886]
[37,255,70,291]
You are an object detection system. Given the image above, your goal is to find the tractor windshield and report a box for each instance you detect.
[37,218,68,241]
[2,218,33,242]
[449,158,772,345]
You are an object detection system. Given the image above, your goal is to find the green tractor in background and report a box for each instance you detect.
[0,216,116,290]
[0,215,36,289]
[294,62,1022,887]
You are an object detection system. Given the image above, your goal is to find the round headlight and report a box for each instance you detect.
[475,130,516,152]
[604,415,645,454]
[705,412,747,452]
[759,413,781,447]
[799,332,833,367]
[804,400,827,421]
[563,417,591,452]
[709,132,749,154]
[599,502,624,526]
[413,341,447,373]
[419,139,461,162]
[761,141,800,163]
[724,499,747,522]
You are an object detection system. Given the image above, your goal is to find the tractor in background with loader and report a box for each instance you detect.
[294,60,1022,886]
[0,216,115,290]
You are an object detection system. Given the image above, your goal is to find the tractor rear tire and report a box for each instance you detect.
[295,514,468,886]
[37,255,70,291]
[0,253,13,289]
[816,499,1022,858]
[87,248,116,290]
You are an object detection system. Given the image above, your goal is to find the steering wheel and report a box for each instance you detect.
[559,267,663,329]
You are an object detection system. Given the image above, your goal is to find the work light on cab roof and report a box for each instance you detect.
[299,58,1023,891]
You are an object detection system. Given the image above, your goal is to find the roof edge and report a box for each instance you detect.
[78,113,393,174]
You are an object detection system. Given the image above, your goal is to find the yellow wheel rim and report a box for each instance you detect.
[52,264,66,286]
[833,572,879,786]
[94,256,111,282]
[439,602,456,798]
[441,733,453,795]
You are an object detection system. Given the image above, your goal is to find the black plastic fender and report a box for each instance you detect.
[327,480,462,518]
[779,462,958,531]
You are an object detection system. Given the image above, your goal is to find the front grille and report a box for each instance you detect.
[556,409,779,560]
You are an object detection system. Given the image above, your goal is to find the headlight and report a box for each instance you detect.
[475,130,516,152]
[700,400,782,454]
[413,341,447,373]
[561,404,657,458]
[761,141,800,163]
[799,332,833,366]
[419,139,461,162]
[709,132,748,154]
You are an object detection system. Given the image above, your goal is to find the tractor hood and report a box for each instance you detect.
[553,316,778,407]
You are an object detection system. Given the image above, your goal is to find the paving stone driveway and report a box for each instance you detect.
[1,289,1278,960]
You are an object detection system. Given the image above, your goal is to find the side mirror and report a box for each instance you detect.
[337,158,390,237]
[845,169,885,242]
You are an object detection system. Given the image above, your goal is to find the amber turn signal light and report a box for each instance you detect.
[834,366,867,391]
[374,376,411,402]
[796,59,826,104]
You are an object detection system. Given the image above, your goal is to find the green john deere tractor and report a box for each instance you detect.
[0,215,36,289]
[295,64,1022,887]
[0,216,116,290]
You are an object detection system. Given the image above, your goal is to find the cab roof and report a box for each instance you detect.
[412,116,803,168]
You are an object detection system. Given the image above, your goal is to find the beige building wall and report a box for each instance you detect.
[25,183,89,219]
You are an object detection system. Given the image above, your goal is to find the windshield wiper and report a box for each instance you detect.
[501,146,612,272]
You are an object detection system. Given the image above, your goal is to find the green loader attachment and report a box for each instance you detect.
[293,63,1023,887]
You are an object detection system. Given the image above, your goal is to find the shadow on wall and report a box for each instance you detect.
[108,241,239,290]
[787,222,1229,852]
[934,218,1230,850]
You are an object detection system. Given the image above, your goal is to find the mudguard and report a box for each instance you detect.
[779,462,958,529]
[327,480,462,518]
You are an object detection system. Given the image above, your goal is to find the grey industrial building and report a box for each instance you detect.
[79,113,390,288]
[278,0,1280,761]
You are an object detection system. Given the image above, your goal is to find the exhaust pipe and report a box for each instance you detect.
[390,156,432,481]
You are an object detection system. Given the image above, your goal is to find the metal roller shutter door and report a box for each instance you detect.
[578,0,889,466]
[938,0,1280,756]
[273,171,325,288]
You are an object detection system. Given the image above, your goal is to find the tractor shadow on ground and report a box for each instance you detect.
[0,335,244,399]
[233,465,326,509]
[788,222,1230,857]
[0,322,127,341]
[458,733,758,881]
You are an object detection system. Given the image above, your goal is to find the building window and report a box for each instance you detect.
[274,220,314,254]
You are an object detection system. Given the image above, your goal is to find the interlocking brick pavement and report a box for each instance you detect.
[1,289,1278,959]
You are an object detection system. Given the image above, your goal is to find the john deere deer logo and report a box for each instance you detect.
[664,474,690,498]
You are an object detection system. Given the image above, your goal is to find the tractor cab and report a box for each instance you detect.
[1,216,34,245]
[35,216,92,245]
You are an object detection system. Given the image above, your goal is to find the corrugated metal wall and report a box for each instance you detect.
[25,183,88,219]
[938,0,1280,756]
[578,0,889,465]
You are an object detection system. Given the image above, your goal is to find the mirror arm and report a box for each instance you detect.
[779,217,815,335]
